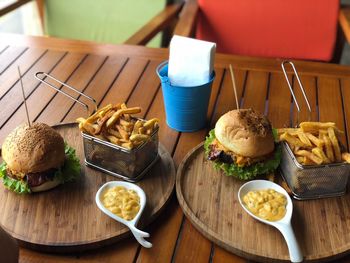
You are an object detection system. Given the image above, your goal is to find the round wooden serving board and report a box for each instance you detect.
[176,142,350,262]
[0,123,175,253]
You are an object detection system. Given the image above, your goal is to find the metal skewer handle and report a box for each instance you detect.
[35,72,97,115]
[281,61,312,126]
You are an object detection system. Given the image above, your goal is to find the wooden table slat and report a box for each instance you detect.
[126,60,162,116]
[34,54,106,125]
[0,48,47,99]
[318,77,346,146]
[210,69,247,127]
[0,50,66,128]
[62,55,128,123]
[242,70,269,113]
[0,46,27,74]
[340,78,350,150]
[171,67,243,263]
[0,52,86,145]
[210,69,271,263]
[292,75,318,125]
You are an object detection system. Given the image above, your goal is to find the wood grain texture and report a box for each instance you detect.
[0,123,175,253]
[0,46,27,74]
[166,69,226,263]
[0,0,32,16]
[176,143,350,262]
[173,0,198,37]
[0,52,86,145]
[2,34,350,263]
[0,47,47,99]
[125,3,183,45]
[0,50,65,127]
[4,34,350,77]
[34,54,106,125]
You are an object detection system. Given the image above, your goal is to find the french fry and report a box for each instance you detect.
[132,120,143,135]
[303,156,316,165]
[130,134,149,142]
[95,110,115,134]
[77,102,157,149]
[328,127,342,162]
[322,134,335,163]
[138,126,147,134]
[106,107,141,128]
[280,132,305,147]
[121,142,133,149]
[342,152,350,163]
[311,147,330,164]
[106,135,120,145]
[277,128,299,136]
[295,150,323,165]
[108,128,122,138]
[82,122,96,135]
[300,122,336,133]
[278,121,347,166]
[305,133,324,148]
[87,103,113,123]
[116,125,129,140]
[143,118,159,130]
[119,119,134,132]
[113,103,122,110]
[296,156,304,164]
[121,103,130,121]
[297,131,312,147]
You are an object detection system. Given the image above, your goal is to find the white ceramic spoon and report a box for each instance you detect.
[238,180,302,263]
[95,181,152,248]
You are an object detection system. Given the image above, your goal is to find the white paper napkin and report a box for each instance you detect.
[168,35,216,87]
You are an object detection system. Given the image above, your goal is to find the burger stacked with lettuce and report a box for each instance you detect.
[204,109,281,180]
[0,123,80,194]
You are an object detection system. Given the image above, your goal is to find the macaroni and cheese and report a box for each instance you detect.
[243,189,287,221]
[102,186,140,221]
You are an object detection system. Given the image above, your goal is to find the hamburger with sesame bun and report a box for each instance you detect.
[204,109,281,180]
[0,123,80,194]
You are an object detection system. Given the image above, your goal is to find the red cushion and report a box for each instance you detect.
[196,0,339,61]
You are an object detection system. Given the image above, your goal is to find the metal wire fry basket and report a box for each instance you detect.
[279,62,350,200]
[35,72,159,182]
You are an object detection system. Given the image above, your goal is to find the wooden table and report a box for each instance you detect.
[1,33,350,263]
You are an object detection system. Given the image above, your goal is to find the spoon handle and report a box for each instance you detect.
[277,224,303,263]
[129,225,152,248]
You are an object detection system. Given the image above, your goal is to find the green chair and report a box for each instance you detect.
[0,0,183,47]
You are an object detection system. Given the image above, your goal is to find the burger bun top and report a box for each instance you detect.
[215,109,275,158]
[2,123,65,174]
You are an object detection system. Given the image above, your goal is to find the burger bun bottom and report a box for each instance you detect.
[31,178,61,193]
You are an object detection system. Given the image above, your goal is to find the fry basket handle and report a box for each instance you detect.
[281,61,312,126]
[35,72,97,115]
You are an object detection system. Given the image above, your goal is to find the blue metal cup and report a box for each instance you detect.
[156,61,215,132]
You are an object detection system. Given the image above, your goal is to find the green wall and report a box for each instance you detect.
[44,0,165,47]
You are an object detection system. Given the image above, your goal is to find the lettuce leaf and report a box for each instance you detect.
[55,143,81,184]
[0,144,80,194]
[204,129,281,180]
[0,162,31,194]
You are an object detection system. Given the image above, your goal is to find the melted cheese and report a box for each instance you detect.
[243,189,287,221]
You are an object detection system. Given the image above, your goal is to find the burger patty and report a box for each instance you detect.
[6,167,58,188]
[208,139,272,167]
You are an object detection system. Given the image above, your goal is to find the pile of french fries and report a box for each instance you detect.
[278,122,350,165]
[76,103,159,150]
